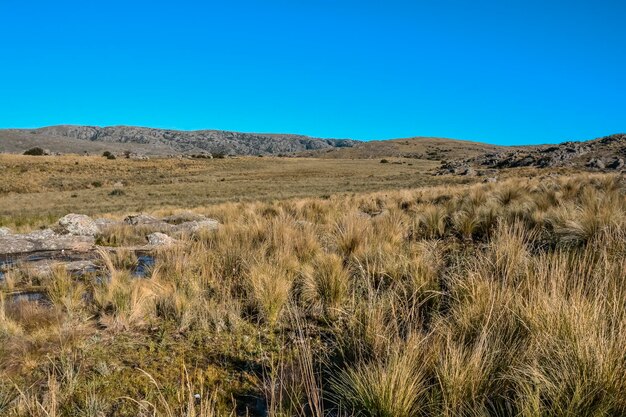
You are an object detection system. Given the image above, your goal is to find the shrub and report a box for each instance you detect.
[380,159,389,163]
[23,147,46,156]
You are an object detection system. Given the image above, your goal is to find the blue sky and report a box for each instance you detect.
[0,0,624,145]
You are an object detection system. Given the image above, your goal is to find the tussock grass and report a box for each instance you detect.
[1,172,625,416]
[300,253,349,320]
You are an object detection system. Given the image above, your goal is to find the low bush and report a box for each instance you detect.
[23,147,46,156]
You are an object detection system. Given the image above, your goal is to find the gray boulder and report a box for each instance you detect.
[124,213,160,225]
[0,234,94,255]
[58,214,99,236]
[175,219,220,233]
[587,158,606,169]
[147,232,176,246]
[163,211,209,224]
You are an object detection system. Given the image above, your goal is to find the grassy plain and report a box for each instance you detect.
[1,154,625,417]
[0,154,454,228]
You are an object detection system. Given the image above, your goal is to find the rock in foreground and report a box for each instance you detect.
[0,233,95,255]
[57,214,99,236]
[147,232,176,246]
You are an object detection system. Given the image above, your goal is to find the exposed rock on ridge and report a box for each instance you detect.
[438,133,626,175]
[5,125,357,156]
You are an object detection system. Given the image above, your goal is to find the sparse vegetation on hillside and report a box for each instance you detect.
[1,173,625,416]
[0,125,357,156]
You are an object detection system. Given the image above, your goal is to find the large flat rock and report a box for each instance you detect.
[0,234,95,255]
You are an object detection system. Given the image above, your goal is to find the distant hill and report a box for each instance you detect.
[0,125,357,156]
[297,136,509,160]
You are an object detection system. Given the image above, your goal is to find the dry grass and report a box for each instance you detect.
[1,171,625,416]
[0,154,448,227]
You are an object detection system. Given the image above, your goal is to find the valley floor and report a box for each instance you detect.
[0,155,449,227]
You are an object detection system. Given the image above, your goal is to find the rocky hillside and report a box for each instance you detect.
[0,125,357,156]
[439,133,626,175]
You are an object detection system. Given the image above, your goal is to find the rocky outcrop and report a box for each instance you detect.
[606,157,625,170]
[587,158,606,169]
[0,212,220,281]
[437,162,480,176]
[586,156,624,170]
[437,133,626,175]
[0,212,219,259]
[0,211,222,285]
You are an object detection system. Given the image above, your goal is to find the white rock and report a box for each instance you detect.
[175,219,220,233]
[58,214,99,236]
[147,232,176,246]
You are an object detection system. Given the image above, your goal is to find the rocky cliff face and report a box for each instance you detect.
[25,125,357,155]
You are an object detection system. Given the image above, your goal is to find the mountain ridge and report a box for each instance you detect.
[0,125,357,156]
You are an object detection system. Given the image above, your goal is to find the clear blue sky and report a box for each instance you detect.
[1,0,624,145]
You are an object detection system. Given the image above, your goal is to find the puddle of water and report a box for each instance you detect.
[0,259,14,282]
[133,255,156,278]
